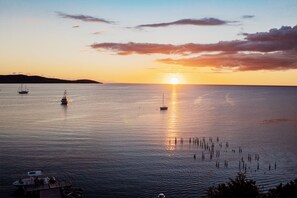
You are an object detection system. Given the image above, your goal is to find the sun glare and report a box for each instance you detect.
[165,73,183,85]
[170,77,179,85]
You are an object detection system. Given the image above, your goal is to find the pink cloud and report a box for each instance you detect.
[157,52,297,71]
[90,26,297,71]
[91,26,297,54]
[90,42,181,55]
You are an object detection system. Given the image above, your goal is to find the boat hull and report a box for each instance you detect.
[61,98,68,105]
[13,177,50,187]
[18,91,29,94]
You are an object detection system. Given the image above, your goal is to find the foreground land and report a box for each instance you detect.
[207,173,297,198]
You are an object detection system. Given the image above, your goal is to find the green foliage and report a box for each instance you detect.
[207,173,259,198]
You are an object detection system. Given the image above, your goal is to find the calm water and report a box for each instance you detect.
[0,84,296,197]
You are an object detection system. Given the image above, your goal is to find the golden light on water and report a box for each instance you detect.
[166,86,178,151]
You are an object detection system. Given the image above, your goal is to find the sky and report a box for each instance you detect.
[0,0,297,85]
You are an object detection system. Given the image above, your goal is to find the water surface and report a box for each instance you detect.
[0,84,296,197]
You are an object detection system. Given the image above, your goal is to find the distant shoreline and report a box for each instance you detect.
[0,74,102,84]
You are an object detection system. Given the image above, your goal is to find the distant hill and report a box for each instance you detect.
[0,74,102,84]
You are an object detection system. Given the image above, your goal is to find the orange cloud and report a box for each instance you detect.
[90,26,297,71]
[92,26,297,54]
[158,51,297,71]
[91,42,181,55]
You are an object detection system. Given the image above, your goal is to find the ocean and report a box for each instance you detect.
[0,84,296,197]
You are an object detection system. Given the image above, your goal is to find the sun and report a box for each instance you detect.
[165,73,183,85]
[170,77,179,85]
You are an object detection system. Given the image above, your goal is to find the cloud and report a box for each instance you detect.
[90,42,251,55]
[90,42,181,55]
[91,26,297,54]
[135,18,237,28]
[56,12,114,24]
[242,15,255,19]
[244,26,297,42]
[90,26,297,71]
[157,51,297,71]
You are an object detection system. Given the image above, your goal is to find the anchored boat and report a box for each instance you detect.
[12,170,55,187]
[160,93,168,111]
[61,90,68,105]
[12,170,77,197]
[18,84,29,94]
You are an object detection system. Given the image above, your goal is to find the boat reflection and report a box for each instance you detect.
[61,102,68,120]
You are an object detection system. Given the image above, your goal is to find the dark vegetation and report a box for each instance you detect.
[0,74,102,83]
[207,173,297,198]
[264,178,297,198]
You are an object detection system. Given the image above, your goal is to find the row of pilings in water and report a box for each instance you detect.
[168,136,278,172]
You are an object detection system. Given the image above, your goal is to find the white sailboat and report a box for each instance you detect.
[160,93,168,111]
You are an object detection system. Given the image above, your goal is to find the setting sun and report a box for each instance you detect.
[170,77,179,84]
[165,73,183,85]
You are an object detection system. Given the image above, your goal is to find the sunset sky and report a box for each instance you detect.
[0,0,297,85]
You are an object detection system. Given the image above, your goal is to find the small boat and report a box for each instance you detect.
[12,170,56,187]
[160,93,168,111]
[61,90,68,105]
[18,84,29,94]
[158,193,166,198]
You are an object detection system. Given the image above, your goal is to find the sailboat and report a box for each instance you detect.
[61,90,68,105]
[18,84,29,94]
[160,93,168,111]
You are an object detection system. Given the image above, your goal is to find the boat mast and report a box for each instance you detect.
[162,93,164,106]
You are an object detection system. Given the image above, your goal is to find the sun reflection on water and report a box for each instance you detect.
[166,85,178,151]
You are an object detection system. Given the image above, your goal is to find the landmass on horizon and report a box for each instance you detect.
[0,74,102,84]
